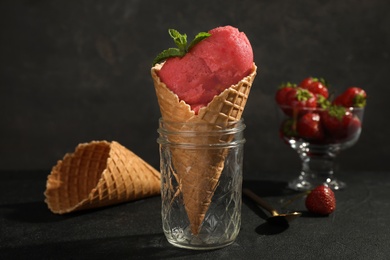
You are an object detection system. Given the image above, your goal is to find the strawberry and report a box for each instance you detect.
[333,87,367,108]
[282,87,317,116]
[275,82,296,106]
[279,118,298,141]
[285,88,317,108]
[322,105,361,141]
[299,77,329,99]
[305,185,336,215]
[297,112,324,142]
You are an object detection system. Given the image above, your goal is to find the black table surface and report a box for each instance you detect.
[1,170,389,259]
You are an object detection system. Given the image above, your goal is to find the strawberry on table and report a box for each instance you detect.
[297,112,324,142]
[333,87,367,108]
[305,185,336,215]
[299,77,329,99]
[321,105,362,141]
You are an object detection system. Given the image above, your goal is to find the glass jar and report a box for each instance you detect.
[157,118,246,250]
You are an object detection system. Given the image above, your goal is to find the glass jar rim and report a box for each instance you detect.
[157,118,246,136]
[157,118,246,147]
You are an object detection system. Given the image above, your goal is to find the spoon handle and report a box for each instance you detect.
[243,188,278,216]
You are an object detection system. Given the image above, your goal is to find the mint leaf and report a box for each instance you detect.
[152,48,182,66]
[168,29,187,53]
[188,32,211,50]
[153,29,211,66]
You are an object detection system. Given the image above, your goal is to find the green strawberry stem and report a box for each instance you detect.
[153,29,211,65]
[278,82,297,89]
[296,88,314,101]
[354,94,367,107]
[316,77,328,86]
[317,94,331,109]
[328,105,347,121]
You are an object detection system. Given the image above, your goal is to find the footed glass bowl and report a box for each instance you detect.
[277,105,364,191]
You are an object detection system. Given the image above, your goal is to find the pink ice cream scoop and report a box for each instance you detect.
[157,25,254,114]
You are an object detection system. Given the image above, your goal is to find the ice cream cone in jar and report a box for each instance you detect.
[151,26,257,250]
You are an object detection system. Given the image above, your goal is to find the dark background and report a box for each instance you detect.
[1,0,389,177]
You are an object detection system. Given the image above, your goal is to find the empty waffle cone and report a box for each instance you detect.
[44,140,161,214]
[151,63,257,234]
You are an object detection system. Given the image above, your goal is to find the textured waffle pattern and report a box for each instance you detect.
[199,67,255,125]
[45,141,161,214]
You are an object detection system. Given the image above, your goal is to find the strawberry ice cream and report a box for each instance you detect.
[157,25,254,113]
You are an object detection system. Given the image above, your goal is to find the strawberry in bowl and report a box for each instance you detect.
[275,77,366,191]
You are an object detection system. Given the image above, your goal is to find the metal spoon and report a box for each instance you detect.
[243,188,302,226]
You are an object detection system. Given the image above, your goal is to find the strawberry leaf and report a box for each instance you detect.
[328,105,346,121]
[354,94,366,107]
[315,77,328,86]
[317,94,331,109]
[279,82,297,89]
[296,88,313,101]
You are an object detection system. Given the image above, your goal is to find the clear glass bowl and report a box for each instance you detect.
[277,105,364,190]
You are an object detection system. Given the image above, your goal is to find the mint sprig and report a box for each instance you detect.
[169,29,187,53]
[152,29,211,66]
[188,32,211,50]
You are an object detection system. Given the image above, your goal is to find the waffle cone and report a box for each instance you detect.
[44,141,161,214]
[151,63,257,234]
